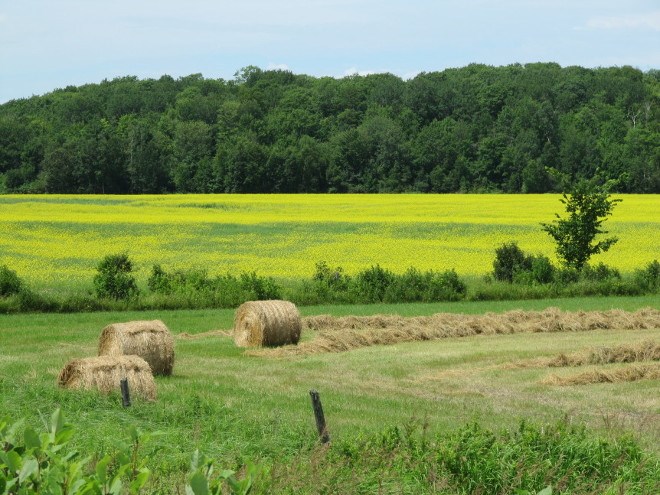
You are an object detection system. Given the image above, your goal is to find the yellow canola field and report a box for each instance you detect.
[0,194,658,288]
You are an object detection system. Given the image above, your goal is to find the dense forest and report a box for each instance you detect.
[0,63,658,194]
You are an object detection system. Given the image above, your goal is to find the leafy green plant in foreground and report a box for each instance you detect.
[0,409,150,494]
[1,408,658,494]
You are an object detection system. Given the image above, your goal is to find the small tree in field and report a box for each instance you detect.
[541,181,621,271]
[94,253,139,300]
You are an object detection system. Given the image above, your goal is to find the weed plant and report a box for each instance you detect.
[2,409,657,494]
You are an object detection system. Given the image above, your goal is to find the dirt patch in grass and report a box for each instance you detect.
[250,308,660,357]
[542,363,660,386]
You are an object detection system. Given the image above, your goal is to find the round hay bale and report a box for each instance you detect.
[57,355,156,401]
[98,320,174,376]
[233,300,301,347]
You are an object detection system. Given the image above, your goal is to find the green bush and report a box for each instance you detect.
[581,262,621,282]
[424,269,467,301]
[0,264,23,297]
[352,265,396,303]
[240,272,282,300]
[555,266,580,285]
[147,264,280,306]
[93,253,139,300]
[530,255,555,284]
[492,242,532,283]
[633,259,660,293]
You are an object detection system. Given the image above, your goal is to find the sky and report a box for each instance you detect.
[1,0,659,103]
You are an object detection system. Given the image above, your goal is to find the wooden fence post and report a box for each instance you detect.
[309,389,330,444]
[120,378,131,407]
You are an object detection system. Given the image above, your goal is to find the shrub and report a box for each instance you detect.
[555,267,580,285]
[148,263,174,294]
[633,260,660,293]
[513,255,555,285]
[581,262,620,282]
[385,267,428,302]
[426,269,467,301]
[492,242,531,283]
[240,272,282,300]
[0,264,23,297]
[352,265,395,303]
[528,255,555,284]
[93,253,139,300]
[312,261,351,292]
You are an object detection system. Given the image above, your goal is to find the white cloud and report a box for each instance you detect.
[586,11,660,31]
[0,14,6,23]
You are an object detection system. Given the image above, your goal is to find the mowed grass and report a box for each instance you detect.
[0,297,658,490]
[1,194,658,289]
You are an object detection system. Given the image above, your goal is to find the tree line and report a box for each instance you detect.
[0,63,658,194]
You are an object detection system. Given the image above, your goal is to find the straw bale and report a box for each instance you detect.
[233,300,301,347]
[57,355,156,401]
[98,320,175,376]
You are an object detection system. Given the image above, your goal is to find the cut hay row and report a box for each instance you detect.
[303,308,660,333]
[98,320,175,376]
[548,340,660,367]
[57,355,157,401]
[177,329,232,340]
[542,363,660,386]
[251,308,660,357]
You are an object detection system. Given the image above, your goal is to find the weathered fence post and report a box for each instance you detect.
[309,389,330,444]
[120,378,131,407]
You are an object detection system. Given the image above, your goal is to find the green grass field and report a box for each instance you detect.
[1,296,658,492]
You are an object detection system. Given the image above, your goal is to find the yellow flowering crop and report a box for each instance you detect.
[0,194,657,288]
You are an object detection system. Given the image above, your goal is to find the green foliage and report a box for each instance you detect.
[186,450,259,495]
[1,64,658,194]
[526,255,555,285]
[541,181,621,270]
[271,418,658,494]
[93,253,139,300]
[146,264,281,306]
[493,242,531,283]
[239,272,282,300]
[0,409,151,494]
[581,262,621,282]
[438,420,652,494]
[352,264,396,303]
[4,409,655,494]
[633,259,660,292]
[0,264,23,297]
[492,243,555,285]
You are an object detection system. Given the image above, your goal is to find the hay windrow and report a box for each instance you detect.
[542,363,660,386]
[547,340,660,367]
[98,320,175,376]
[233,300,301,347]
[251,308,660,357]
[177,330,231,340]
[57,355,157,401]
